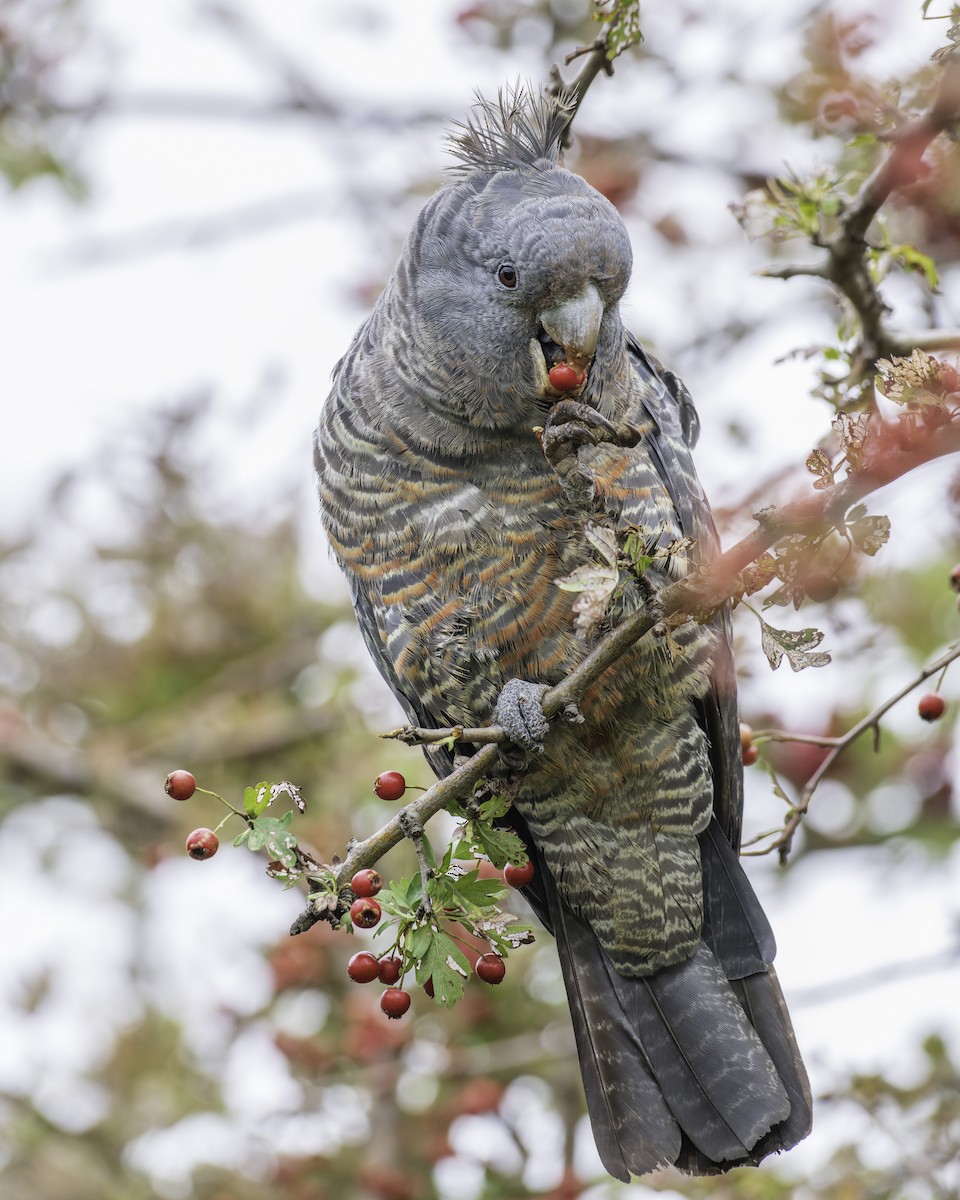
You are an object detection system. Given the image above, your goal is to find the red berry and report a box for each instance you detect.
[350,897,381,929]
[548,363,584,392]
[185,828,218,860]
[165,770,197,801]
[378,956,403,985]
[742,744,760,766]
[380,987,411,1019]
[347,951,380,984]
[739,722,753,753]
[475,953,506,985]
[374,771,406,801]
[504,860,535,888]
[918,692,946,722]
[350,868,383,898]
[949,563,960,593]
[804,572,839,603]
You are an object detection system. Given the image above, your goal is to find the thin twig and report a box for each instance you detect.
[743,640,960,862]
[398,809,434,917]
[751,730,844,748]
[548,28,618,149]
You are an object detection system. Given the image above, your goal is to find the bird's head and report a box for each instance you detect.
[381,89,634,434]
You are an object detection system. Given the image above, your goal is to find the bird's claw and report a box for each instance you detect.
[541,402,641,509]
[494,678,550,754]
[543,401,641,454]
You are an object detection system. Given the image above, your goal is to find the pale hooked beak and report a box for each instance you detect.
[538,282,604,372]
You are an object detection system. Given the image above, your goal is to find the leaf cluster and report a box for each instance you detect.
[593,0,643,60]
[376,841,533,1008]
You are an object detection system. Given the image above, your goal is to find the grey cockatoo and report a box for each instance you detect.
[314,89,811,1180]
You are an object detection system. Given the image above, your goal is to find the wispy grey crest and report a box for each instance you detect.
[445,85,576,176]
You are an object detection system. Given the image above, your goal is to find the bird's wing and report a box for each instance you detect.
[626,334,745,854]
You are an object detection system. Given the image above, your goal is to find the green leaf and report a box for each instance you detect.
[379,875,422,917]
[464,820,527,869]
[244,781,272,817]
[759,620,832,672]
[594,0,643,59]
[407,923,433,961]
[761,586,791,609]
[889,243,940,291]
[437,841,455,875]
[738,555,779,597]
[246,816,299,868]
[414,928,469,1007]
[478,793,512,822]
[454,870,509,908]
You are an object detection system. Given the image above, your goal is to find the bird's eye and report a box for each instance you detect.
[497,264,518,289]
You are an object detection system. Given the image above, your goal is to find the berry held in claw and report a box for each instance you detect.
[548,363,584,392]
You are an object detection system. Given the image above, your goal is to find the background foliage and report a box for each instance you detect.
[2,2,960,1198]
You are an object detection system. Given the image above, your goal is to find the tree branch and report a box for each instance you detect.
[743,639,960,863]
[844,53,960,243]
[292,411,960,931]
[547,13,629,148]
[761,54,960,374]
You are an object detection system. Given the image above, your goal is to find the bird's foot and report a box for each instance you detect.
[541,401,641,507]
[543,400,641,451]
[493,679,550,765]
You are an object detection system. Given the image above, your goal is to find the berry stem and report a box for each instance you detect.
[197,786,249,822]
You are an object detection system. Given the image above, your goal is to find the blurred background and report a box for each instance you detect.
[2,1,960,1197]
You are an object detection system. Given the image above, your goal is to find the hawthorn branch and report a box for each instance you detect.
[832,55,960,364]
[292,413,960,932]
[763,53,960,372]
[744,639,960,863]
[548,6,639,148]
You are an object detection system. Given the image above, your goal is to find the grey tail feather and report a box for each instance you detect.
[535,851,811,1180]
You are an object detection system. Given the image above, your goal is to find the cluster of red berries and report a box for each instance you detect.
[165,763,535,1018]
[344,867,411,1017]
[345,859,518,1017]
